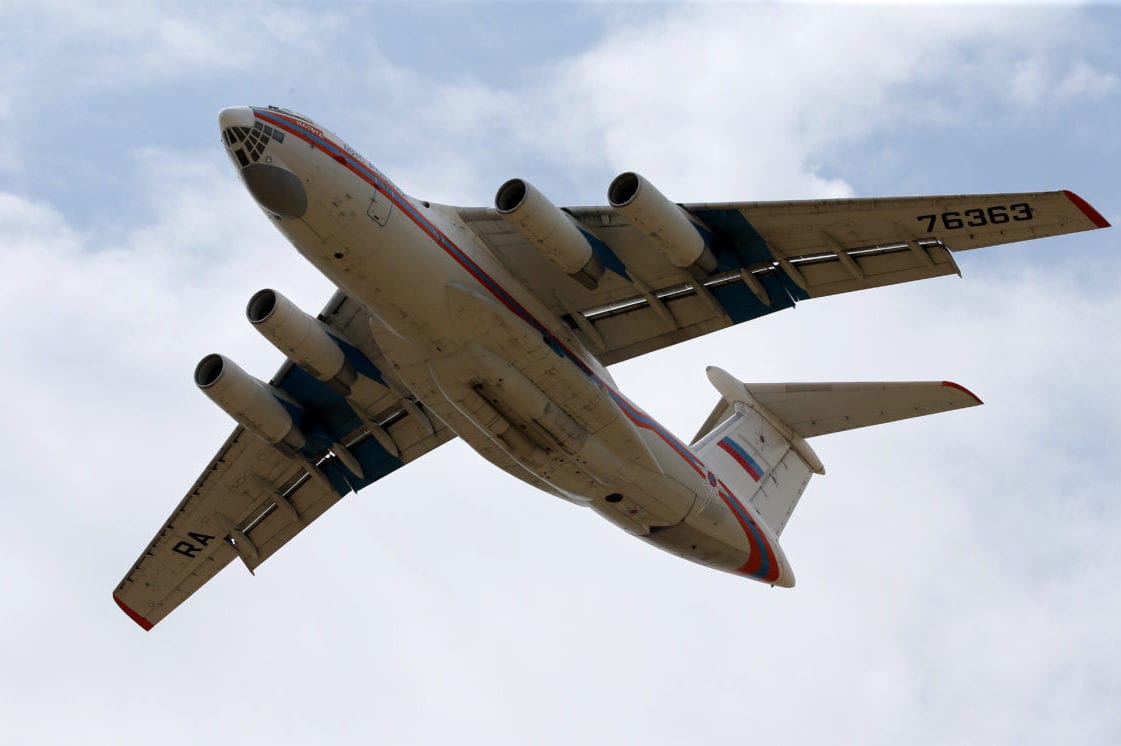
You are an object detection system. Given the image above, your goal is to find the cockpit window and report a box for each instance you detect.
[222,124,277,167]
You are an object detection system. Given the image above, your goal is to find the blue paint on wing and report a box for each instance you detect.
[278,365,360,445]
[580,229,630,280]
[710,280,786,324]
[331,333,386,386]
[275,364,404,491]
[346,436,407,491]
[688,206,811,322]
[691,207,775,267]
[319,458,360,496]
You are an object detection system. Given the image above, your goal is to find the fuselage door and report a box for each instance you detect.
[367,191,392,226]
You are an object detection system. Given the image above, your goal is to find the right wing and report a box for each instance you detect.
[459,189,1108,365]
[113,293,455,630]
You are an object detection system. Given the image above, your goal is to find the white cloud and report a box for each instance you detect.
[1007,55,1121,109]
[393,4,1096,207]
[1055,59,1121,101]
[15,1,325,85]
[0,0,342,180]
[388,3,1121,211]
[0,148,335,546]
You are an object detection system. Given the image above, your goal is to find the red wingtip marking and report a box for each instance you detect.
[114,595,154,631]
[1063,190,1111,229]
[942,380,983,405]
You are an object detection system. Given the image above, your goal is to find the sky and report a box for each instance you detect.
[1,1,1119,743]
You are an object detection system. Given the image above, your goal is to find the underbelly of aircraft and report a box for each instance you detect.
[277,172,758,573]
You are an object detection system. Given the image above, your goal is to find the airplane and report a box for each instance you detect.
[112,105,1110,630]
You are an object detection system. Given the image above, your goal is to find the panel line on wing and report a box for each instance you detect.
[564,233,952,338]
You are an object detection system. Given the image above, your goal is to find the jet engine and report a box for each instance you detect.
[608,171,717,275]
[247,289,356,391]
[495,178,604,289]
[194,353,306,452]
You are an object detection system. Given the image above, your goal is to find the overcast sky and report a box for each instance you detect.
[2,1,1119,743]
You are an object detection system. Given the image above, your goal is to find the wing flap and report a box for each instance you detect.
[789,242,959,298]
[587,285,732,364]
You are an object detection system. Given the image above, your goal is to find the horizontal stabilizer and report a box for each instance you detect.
[701,367,982,440]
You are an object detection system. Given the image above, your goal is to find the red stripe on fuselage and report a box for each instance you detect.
[716,477,780,582]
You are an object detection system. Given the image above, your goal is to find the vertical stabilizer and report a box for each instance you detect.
[694,369,820,537]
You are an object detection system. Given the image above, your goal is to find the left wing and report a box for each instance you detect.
[459,189,1108,365]
[113,293,454,630]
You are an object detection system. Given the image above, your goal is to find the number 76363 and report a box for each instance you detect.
[917,203,1034,233]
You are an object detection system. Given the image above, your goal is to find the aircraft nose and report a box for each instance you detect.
[218,106,307,219]
[218,106,255,130]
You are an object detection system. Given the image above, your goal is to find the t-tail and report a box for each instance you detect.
[692,367,982,584]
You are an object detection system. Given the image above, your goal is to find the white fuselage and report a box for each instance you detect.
[220,105,792,586]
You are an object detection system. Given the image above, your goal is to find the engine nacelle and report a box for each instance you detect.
[247,289,358,393]
[608,171,717,275]
[495,178,604,289]
[195,353,306,451]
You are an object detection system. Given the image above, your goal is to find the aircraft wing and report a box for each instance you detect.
[459,190,1108,365]
[113,293,455,630]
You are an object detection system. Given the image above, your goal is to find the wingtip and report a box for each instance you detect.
[114,594,154,631]
[942,380,983,406]
[1063,190,1111,229]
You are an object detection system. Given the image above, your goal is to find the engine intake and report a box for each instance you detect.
[195,353,306,451]
[608,172,717,275]
[496,178,604,289]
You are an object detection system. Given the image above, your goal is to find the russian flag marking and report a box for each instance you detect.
[718,437,764,482]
